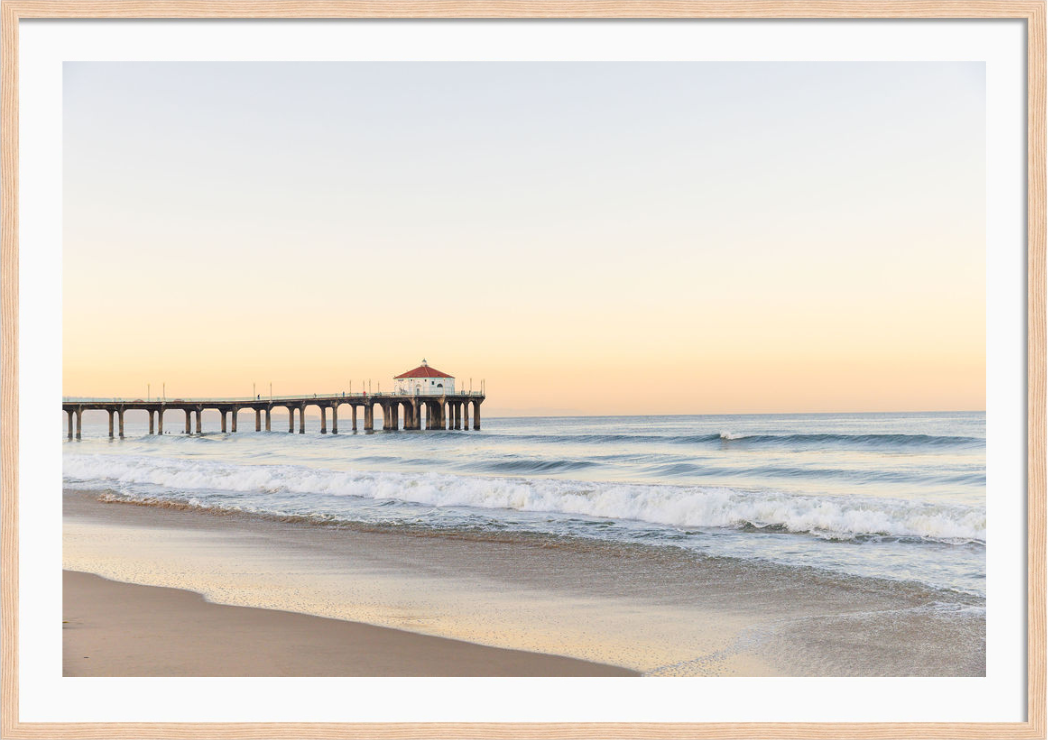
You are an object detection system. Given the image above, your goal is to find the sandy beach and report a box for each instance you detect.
[63,488,985,677]
[63,570,635,677]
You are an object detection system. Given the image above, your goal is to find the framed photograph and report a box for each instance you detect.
[2,1,1045,737]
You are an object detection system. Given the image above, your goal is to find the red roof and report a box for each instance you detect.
[395,363,453,379]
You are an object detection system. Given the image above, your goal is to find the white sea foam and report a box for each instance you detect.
[63,454,986,544]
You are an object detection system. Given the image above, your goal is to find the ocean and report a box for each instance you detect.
[63,410,986,600]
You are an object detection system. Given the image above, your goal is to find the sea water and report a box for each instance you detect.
[63,411,986,599]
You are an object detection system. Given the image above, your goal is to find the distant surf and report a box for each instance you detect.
[483,430,984,449]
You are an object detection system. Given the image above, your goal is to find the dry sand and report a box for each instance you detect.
[63,570,637,677]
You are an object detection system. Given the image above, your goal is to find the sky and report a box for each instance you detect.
[63,62,985,416]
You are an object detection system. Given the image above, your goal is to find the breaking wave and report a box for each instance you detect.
[64,454,985,545]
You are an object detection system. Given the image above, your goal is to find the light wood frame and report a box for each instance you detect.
[1,1,1044,737]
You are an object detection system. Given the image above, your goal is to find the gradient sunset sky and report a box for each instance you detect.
[63,62,985,416]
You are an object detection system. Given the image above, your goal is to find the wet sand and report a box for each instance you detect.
[63,488,985,677]
[63,571,636,677]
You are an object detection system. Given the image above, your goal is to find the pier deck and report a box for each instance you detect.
[61,392,484,438]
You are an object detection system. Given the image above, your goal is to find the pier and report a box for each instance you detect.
[61,391,485,439]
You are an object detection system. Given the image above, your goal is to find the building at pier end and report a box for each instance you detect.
[393,360,455,396]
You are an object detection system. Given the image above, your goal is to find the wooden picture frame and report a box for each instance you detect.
[2,2,1044,737]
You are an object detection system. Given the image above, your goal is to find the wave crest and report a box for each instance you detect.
[64,454,985,544]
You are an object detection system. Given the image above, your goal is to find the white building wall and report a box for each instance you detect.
[394,376,456,396]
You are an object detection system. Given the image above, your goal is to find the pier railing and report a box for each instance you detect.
[62,390,485,403]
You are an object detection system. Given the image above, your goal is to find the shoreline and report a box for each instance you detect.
[64,488,986,677]
[63,570,637,677]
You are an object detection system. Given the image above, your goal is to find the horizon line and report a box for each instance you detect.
[481,409,987,419]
